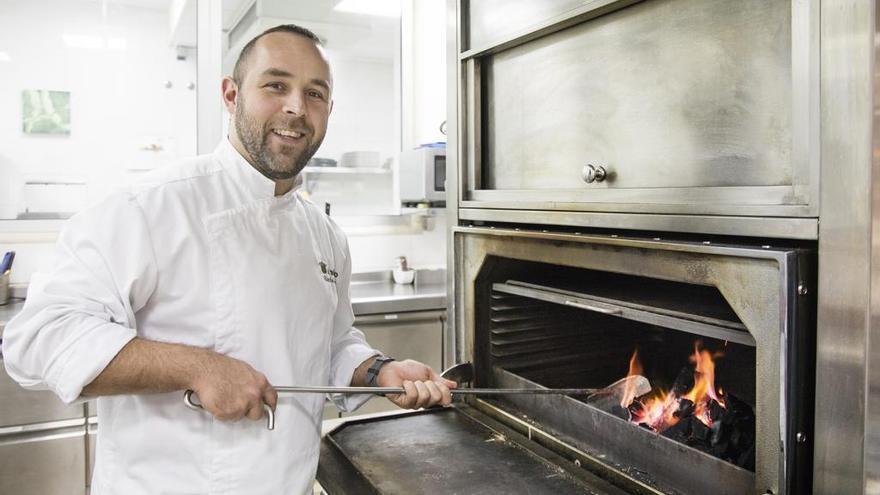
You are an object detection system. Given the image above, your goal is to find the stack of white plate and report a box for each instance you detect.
[339,151,380,168]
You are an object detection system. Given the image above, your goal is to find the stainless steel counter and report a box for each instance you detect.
[0,299,25,339]
[350,273,446,315]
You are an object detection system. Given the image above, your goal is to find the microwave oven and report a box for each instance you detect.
[399,147,446,203]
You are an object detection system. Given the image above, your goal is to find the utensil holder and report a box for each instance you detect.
[0,271,9,306]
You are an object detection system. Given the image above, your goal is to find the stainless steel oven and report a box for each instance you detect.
[318,0,880,493]
[320,229,814,494]
[447,228,814,494]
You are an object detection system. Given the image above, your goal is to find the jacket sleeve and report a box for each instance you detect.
[1,192,158,404]
[327,234,379,412]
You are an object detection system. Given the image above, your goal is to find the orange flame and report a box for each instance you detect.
[631,389,681,432]
[619,350,643,408]
[683,342,726,426]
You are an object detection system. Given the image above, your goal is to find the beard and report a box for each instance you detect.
[233,96,323,181]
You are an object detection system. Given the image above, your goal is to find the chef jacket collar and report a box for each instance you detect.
[215,137,304,200]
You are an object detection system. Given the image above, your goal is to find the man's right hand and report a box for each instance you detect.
[190,351,278,422]
[81,338,276,423]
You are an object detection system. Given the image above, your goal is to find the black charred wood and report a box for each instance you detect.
[691,417,710,443]
[709,418,726,446]
[661,417,691,443]
[674,398,695,419]
[671,366,695,396]
[708,398,726,423]
[609,405,630,421]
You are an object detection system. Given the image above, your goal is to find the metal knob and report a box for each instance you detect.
[582,164,607,184]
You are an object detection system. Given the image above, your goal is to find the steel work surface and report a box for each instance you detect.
[318,406,628,495]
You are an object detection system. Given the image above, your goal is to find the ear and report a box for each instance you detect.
[221,77,239,114]
[328,99,334,115]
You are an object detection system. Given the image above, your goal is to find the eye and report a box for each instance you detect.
[265,82,286,92]
[307,89,326,100]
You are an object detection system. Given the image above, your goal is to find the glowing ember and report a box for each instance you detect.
[626,341,727,432]
[601,340,755,470]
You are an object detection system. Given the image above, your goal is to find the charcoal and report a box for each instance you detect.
[707,398,726,423]
[674,399,695,419]
[671,366,695,396]
[617,354,757,471]
[709,419,726,446]
[737,448,756,472]
[707,436,729,458]
[610,405,631,421]
[688,393,755,470]
[661,418,691,442]
[691,418,710,442]
[725,394,755,422]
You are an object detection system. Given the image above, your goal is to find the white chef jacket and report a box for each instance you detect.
[2,139,379,494]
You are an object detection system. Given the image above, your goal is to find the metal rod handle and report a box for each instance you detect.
[274,386,600,395]
[184,389,275,430]
[183,386,601,431]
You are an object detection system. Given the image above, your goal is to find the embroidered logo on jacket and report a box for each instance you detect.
[319,261,339,284]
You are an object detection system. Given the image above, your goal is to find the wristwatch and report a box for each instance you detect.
[366,355,395,386]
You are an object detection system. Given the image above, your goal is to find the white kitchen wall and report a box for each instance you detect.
[0,0,448,288]
[0,0,198,212]
[0,213,447,286]
[318,53,397,166]
[343,213,447,273]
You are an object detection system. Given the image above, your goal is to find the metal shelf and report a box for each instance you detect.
[492,280,755,347]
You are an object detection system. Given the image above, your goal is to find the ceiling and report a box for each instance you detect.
[71,0,399,62]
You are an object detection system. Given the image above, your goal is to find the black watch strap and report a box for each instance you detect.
[366,356,395,386]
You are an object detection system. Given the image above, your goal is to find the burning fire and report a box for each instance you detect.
[619,350,643,408]
[626,341,727,432]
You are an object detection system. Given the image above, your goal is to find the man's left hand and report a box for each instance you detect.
[377,359,457,409]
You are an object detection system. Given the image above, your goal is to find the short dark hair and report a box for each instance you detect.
[232,24,322,85]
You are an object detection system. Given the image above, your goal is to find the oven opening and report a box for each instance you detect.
[475,258,757,474]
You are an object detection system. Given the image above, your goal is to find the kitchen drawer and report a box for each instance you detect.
[0,358,85,427]
[0,424,87,495]
[87,420,96,491]
[457,0,819,220]
[349,310,444,416]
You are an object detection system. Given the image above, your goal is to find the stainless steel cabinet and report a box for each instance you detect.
[0,362,84,428]
[0,356,89,494]
[339,310,445,416]
[453,0,820,238]
[0,424,87,495]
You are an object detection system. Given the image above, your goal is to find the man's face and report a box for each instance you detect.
[225,33,333,181]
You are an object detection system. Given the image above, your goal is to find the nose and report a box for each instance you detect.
[282,92,306,117]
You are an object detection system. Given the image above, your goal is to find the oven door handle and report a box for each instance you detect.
[563,299,623,315]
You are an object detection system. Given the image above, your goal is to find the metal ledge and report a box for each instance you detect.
[458,208,819,240]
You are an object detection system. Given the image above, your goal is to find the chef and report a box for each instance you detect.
[2,24,455,494]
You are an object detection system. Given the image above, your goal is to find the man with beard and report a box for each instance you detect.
[2,24,454,494]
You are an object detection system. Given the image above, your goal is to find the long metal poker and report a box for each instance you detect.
[183,375,650,431]
[273,385,602,395]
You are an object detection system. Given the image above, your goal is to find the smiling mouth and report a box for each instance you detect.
[272,128,305,140]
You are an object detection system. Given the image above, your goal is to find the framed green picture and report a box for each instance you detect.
[22,89,71,134]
